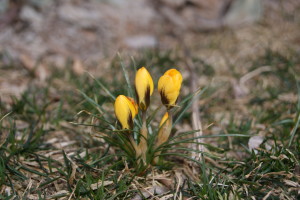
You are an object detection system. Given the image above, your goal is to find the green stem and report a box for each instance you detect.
[288,112,300,148]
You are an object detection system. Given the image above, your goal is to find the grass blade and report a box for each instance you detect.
[118,53,134,98]
[86,72,116,101]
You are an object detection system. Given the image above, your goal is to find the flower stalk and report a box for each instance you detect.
[138,110,148,164]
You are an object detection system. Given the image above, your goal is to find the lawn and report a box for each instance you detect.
[0,46,299,199]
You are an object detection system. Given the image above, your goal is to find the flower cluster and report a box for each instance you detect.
[114,67,182,165]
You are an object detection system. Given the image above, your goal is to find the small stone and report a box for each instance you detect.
[124,35,157,49]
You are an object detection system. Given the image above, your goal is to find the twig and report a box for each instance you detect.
[240,66,272,85]
[239,66,272,93]
[262,190,273,200]
[67,182,78,200]
[182,43,204,162]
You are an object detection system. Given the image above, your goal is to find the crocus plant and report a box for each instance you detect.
[113,67,182,169]
[80,62,244,174]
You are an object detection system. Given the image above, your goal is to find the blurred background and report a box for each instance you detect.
[0,0,299,101]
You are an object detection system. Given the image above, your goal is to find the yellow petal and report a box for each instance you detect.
[159,112,169,127]
[126,96,138,118]
[135,67,154,110]
[158,69,182,107]
[166,69,182,91]
[114,95,138,129]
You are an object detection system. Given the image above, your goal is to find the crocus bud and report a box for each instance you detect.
[158,69,182,108]
[154,112,172,164]
[157,112,172,145]
[114,95,138,129]
[135,67,154,110]
[159,112,170,128]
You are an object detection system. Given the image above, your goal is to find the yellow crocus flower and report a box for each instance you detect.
[158,69,182,108]
[114,95,138,129]
[135,67,154,110]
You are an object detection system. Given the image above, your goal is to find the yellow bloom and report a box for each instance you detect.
[135,67,154,110]
[158,69,182,108]
[114,95,138,129]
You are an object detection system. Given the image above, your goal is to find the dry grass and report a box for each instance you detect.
[0,1,300,199]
